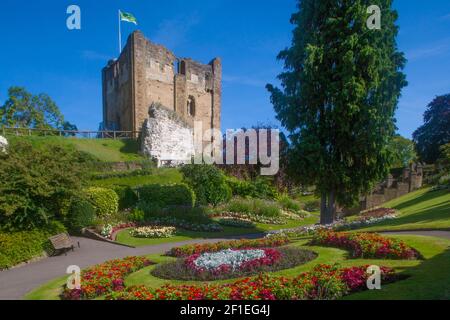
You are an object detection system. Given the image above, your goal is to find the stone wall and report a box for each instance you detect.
[102,30,221,142]
[141,103,194,167]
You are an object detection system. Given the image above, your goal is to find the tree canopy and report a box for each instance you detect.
[267,0,407,224]
[413,94,450,164]
[0,87,76,131]
[387,135,417,168]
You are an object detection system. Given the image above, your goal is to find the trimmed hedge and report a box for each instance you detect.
[113,186,138,210]
[0,221,66,270]
[84,187,119,218]
[180,165,231,206]
[136,184,195,208]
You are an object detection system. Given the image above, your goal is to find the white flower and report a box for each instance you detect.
[193,249,266,271]
[0,135,8,154]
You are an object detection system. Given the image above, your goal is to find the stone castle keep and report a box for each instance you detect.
[102,31,221,165]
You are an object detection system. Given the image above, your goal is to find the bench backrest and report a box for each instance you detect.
[49,233,73,250]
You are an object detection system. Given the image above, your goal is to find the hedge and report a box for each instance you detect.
[113,186,138,210]
[0,221,66,270]
[84,187,119,218]
[136,184,195,208]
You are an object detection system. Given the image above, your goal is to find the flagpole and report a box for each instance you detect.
[118,10,122,54]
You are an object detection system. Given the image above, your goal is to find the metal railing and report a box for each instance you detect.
[1,127,140,140]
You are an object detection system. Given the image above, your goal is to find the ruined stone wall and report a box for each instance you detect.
[141,103,194,166]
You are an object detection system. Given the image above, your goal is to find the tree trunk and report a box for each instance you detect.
[320,190,336,225]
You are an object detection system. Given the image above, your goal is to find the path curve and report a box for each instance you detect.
[0,234,262,300]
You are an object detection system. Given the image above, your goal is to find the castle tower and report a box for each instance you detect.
[102,30,222,139]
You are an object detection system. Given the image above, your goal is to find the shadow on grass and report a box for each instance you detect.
[392,189,448,211]
[119,139,140,156]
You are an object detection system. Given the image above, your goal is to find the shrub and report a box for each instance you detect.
[0,140,91,231]
[84,187,119,218]
[225,198,282,217]
[137,184,195,208]
[226,176,279,200]
[304,199,320,212]
[128,208,145,223]
[278,194,303,212]
[113,186,138,210]
[68,198,96,231]
[0,221,66,269]
[180,164,231,206]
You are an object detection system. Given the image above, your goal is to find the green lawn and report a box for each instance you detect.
[355,188,450,232]
[7,136,144,162]
[24,235,450,300]
[115,216,319,247]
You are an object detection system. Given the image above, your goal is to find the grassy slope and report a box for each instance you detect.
[24,235,450,300]
[8,136,144,162]
[356,188,450,232]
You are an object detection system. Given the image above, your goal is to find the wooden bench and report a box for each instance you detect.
[48,233,80,256]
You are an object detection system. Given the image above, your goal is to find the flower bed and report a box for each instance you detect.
[167,235,291,257]
[146,217,223,232]
[62,256,154,300]
[130,226,176,238]
[311,230,420,259]
[358,207,397,220]
[218,217,255,228]
[211,212,285,225]
[152,247,316,281]
[108,264,398,300]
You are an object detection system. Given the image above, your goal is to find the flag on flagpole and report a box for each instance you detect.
[120,10,138,25]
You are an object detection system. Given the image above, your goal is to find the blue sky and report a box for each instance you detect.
[0,0,449,138]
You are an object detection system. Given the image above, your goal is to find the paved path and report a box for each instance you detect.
[0,234,262,300]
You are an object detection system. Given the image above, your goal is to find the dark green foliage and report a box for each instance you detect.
[68,199,96,231]
[180,165,231,206]
[267,0,407,223]
[0,221,66,269]
[113,186,138,210]
[278,194,304,212]
[304,199,320,213]
[413,94,450,164]
[387,135,418,168]
[226,177,279,200]
[84,187,119,218]
[226,198,282,217]
[0,140,90,231]
[136,203,213,224]
[0,87,66,129]
[129,208,146,223]
[137,184,196,208]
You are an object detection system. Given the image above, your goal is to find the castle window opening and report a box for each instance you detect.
[187,96,196,117]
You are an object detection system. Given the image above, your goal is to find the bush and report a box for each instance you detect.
[137,203,213,225]
[226,176,279,200]
[129,208,145,223]
[278,194,304,212]
[84,187,119,218]
[0,221,66,269]
[113,186,138,210]
[225,198,282,217]
[136,184,195,208]
[0,140,91,231]
[180,164,231,206]
[304,199,320,212]
[68,199,96,231]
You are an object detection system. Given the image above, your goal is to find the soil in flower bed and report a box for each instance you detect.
[151,247,317,281]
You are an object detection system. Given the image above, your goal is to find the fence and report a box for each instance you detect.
[1,127,140,140]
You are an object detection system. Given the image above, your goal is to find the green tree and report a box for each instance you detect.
[0,87,67,129]
[267,0,407,224]
[387,135,417,168]
[412,94,450,164]
[0,140,91,231]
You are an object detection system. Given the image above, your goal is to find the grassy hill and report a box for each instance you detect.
[7,136,145,162]
[357,187,450,232]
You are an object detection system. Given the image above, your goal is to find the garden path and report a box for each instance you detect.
[0,233,262,300]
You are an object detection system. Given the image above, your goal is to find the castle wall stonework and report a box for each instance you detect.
[102,31,221,159]
[141,104,194,166]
